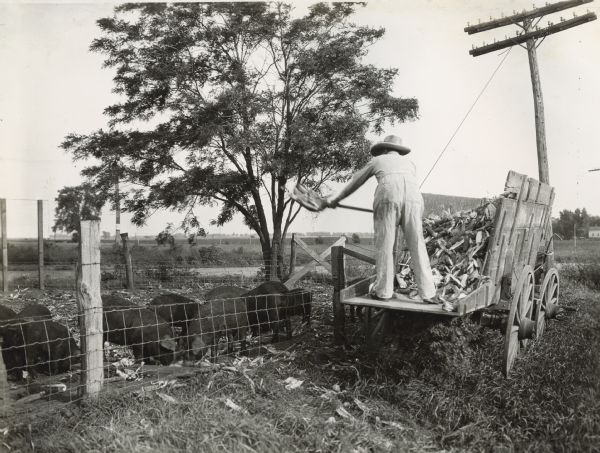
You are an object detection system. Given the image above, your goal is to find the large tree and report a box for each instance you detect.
[53,183,105,239]
[62,2,419,278]
[553,207,600,239]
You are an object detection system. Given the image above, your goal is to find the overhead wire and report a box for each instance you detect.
[419,47,513,189]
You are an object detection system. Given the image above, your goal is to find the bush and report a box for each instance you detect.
[101,243,125,266]
[315,237,324,245]
[352,233,360,244]
[8,244,37,264]
[561,263,600,290]
[197,246,225,265]
[141,263,174,282]
[44,241,78,264]
[155,224,175,247]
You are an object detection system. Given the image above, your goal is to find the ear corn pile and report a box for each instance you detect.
[396,201,498,307]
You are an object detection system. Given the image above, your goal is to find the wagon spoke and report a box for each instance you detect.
[550,281,558,301]
[504,266,535,376]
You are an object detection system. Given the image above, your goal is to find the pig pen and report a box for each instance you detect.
[0,280,317,421]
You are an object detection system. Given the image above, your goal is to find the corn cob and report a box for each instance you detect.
[397,200,497,309]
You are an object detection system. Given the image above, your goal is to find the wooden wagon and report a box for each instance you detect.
[331,171,560,376]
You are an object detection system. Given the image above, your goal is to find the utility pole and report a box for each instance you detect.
[465,0,596,185]
[113,161,120,243]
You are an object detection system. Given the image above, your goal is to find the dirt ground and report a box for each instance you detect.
[0,276,599,452]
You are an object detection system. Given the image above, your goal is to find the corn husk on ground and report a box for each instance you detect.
[396,201,498,309]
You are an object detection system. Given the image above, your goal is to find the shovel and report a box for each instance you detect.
[290,184,373,213]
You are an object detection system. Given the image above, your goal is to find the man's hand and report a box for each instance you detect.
[326,196,339,209]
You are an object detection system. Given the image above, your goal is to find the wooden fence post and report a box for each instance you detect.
[289,234,297,279]
[331,245,346,345]
[77,220,103,398]
[38,200,44,290]
[1,199,7,292]
[0,339,14,420]
[120,233,134,291]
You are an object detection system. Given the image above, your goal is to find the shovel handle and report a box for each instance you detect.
[337,203,373,214]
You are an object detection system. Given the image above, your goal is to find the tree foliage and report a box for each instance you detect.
[53,183,105,235]
[155,223,176,247]
[61,2,419,277]
[553,208,600,239]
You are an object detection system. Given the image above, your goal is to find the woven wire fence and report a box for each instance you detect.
[1,310,83,412]
[5,258,337,291]
[1,236,380,418]
[1,283,316,418]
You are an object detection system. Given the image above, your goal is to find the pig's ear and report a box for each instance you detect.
[191,336,205,356]
[160,336,177,352]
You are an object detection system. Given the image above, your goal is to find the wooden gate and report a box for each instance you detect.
[284,234,346,289]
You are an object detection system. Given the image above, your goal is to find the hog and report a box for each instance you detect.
[0,305,26,376]
[243,281,290,342]
[22,319,80,376]
[148,293,203,358]
[0,305,18,322]
[103,296,177,365]
[102,294,136,308]
[283,288,312,326]
[196,297,249,358]
[19,304,53,321]
[148,293,200,328]
[205,286,248,301]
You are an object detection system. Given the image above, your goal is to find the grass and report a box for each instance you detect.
[553,238,600,263]
[27,363,436,452]
[2,239,598,451]
[560,263,600,291]
[9,271,598,452]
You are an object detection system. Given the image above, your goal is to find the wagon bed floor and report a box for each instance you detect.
[342,294,460,316]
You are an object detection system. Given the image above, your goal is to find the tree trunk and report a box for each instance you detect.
[260,241,273,281]
[256,225,287,281]
[269,225,282,281]
[277,246,285,280]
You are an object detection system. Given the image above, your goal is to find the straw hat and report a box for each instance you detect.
[370,134,411,156]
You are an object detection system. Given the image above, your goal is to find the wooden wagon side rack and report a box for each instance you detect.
[331,170,560,376]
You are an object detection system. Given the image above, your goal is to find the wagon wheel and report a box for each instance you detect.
[533,268,560,339]
[503,265,535,377]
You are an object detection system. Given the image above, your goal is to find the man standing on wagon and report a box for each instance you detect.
[323,134,439,303]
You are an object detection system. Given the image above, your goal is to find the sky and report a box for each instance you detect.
[0,0,599,239]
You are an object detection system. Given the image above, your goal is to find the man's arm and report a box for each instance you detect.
[327,160,375,207]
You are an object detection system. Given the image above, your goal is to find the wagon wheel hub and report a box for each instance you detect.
[545,301,559,319]
[518,317,535,340]
[535,267,560,338]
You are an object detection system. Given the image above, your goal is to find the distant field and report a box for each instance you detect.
[553,238,600,263]
[7,235,362,267]
[422,193,484,216]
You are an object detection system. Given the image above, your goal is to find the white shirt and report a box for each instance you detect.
[332,152,417,203]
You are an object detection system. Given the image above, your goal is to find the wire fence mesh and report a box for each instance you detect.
[5,258,340,290]
[0,232,376,420]
[1,282,318,418]
[0,309,83,411]
[3,233,355,290]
